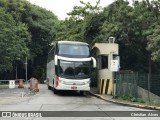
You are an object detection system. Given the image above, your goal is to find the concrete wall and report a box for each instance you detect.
[94,43,119,55]
[93,43,119,80]
[92,43,119,95]
[137,86,160,102]
[116,83,160,102]
[98,69,112,80]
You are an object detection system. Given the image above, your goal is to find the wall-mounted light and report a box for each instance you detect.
[108,37,115,43]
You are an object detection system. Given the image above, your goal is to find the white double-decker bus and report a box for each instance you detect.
[46,41,96,94]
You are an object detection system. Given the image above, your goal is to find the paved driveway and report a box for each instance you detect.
[0,84,159,120]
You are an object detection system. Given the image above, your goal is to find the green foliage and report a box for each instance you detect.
[147,25,160,62]
[32,65,44,81]
[130,97,137,102]
[67,0,102,21]
[56,0,102,42]
[146,100,160,106]
[90,68,98,87]
[76,0,160,72]
[1,0,160,79]
[83,13,105,45]
[137,98,145,103]
[120,95,145,103]
[57,18,84,41]
[20,3,60,57]
[23,5,61,79]
[0,0,60,79]
[0,8,31,72]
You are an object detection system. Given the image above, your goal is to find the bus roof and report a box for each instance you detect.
[48,41,89,54]
[58,41,88,46]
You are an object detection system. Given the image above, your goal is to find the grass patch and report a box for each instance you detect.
[116,96,160,106]
[118,95,145,103]
[146,100,160,106]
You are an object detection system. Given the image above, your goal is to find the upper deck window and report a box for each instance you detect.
[58,44,90,58]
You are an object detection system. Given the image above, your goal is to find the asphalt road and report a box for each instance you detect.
[0,84,159,120]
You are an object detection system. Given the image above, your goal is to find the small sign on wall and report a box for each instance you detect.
[9,80,15,88]
[110,60,119,72]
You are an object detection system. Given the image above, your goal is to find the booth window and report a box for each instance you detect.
[98,55,108,69]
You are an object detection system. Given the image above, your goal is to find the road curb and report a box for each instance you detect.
[89,91,160,110]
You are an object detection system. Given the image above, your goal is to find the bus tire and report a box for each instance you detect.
[48,85,51,90]
[53,88,58,94]
[80,91,84,95]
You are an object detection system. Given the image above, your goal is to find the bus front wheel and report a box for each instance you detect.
[80,91,84,95]
[53,88,58,94]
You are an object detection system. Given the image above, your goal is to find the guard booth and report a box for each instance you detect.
[92,37,119,95]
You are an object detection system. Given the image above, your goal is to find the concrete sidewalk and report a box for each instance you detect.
[90,87,160,110]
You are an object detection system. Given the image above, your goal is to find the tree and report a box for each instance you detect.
[56,0,102,42]
[84,0,160,72]
[147,25,160,62]
[23,4,60,80]
[0,8,31,72]
[0,0,60,80]
[146,0,160,62]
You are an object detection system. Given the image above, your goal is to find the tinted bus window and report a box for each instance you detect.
[58,60,90,79]
[58,44,90,58]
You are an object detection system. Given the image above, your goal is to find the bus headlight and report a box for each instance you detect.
[82,82,85,85]
[59,80,65,84]
[85,81,90,84]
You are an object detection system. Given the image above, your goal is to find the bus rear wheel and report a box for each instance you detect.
[48,85,51,90]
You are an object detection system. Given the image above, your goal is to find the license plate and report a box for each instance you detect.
[71,86,77,90]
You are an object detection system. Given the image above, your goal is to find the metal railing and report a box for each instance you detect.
[115,72,160,106]
[0,79,30,97]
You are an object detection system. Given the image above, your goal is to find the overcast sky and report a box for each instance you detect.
[27,0,117,20]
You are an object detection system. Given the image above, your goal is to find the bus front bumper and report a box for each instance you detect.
[55,78,90,91]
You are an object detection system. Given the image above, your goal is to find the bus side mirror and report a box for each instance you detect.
[55,55,58,65]
[91,57,96,68]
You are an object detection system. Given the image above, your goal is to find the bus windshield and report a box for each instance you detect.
[58,44,90,58]
[58,60,90,79]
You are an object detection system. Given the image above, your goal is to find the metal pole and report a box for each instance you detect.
[113,72,115,97]
[148,73,151,103]
[26,56,27,82]
[110,52,114,97]
[15,63,17,80]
